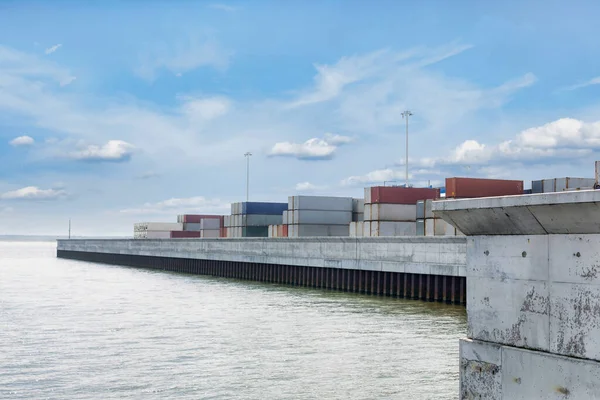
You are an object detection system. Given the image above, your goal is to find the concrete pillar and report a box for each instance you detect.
[434,190,600,399]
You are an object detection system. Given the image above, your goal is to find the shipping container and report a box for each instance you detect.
[235,214,242,227]
[201,230,220,238]
[416,201,425,220]
[242,226,269,237]
[370,221,416,237]
[287,196,295,211]
[363,221,371,237]
[145,231,171,239]
[224,216,231,227]
[183,223,202,231]
[290,196,353,211]
[364,186,440,205]
[241,202,288,215]
[134,222,183,232]
[242,214,283,227]
[171,231,201,238]
[366,204,417,221]
[282,211,288,225]
[416,219,425,236]
[291,224,350,237]
[531,180,543,194]
[352,198,365,213]
[179,214,223,224]
[220,227,227,238]
[349,221,364,237]
[445,177,523,198]
[424,218,456,236]
[200,219,222,230]
[425,200,434,219]
[292,210,352,225]
[534,177,595,193]
[352,212,364,222]
[425,219,434,236]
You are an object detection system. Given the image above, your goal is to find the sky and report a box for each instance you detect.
[2,0,600,236]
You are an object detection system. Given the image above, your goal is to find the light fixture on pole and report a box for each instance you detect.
[401,110,413,188]
[244,152,252,202]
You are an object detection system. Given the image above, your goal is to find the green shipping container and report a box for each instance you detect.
[242,226,269,237]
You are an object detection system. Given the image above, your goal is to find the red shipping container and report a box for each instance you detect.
[445,177,523,199]
[182,214,223,223]
[366,186,440,204]
[220,227,228,238]
[170,231,201,238]
[282,225,288,237]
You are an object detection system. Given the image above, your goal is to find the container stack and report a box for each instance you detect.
[416,200,460,236]
[531,177,595,194]
[363,186,439,237]
[225,202,288,237]
[268,224,289,238]
[177,214,224,238]
[445,177,523,198]
[287,196,352,237]
[134,222,184,239]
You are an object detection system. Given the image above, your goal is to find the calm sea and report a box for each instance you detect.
[0,241,466,399]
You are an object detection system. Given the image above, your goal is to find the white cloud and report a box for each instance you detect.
[209,3,238,12]
[70,140,134,162]
[341,168,407,186]
[9,135,34,146]
[295,182,326,191]
[45,44,62,55]
[564,77,600,91]
[0,186,67,200]
[119,196,229,215]
[60,76,76,86]
[269,133,352,160]
[136,37,231,80]
[180,96,230,121]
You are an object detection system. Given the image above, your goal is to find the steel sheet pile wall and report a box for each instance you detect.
[287,196,352,237]
[416,199,462,236]
[226,202,287,238]
[531,177,595,193]
[356,187,439,237]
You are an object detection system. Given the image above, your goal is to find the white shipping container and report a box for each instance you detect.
[183,223,202,231]
[555,177,595,192]
[352,212,364,222]
[134,231,147,239]
[425,219,435,236]
[367,204,417,222]
[242,214,282,226]
[146,231,171,239]
[292,210,352,225]
[291,195,353,211]
[288,196,295,211]
[362,221,371,237]
[200,219,221,230]
[282,211,288,225]
[352,198,365,213]
[370,221,416,237]
[364,187,372,204]
[134,222,183,232]
[233,215,241,227]
[200,230,220,238]
[294,224,349,237]
[425,199,434,219]
[349,222,364,237]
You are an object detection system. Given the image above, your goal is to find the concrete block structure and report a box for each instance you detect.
[434,190,600,399]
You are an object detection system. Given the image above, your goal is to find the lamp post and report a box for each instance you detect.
[401,110,413,188]
[244,152,252,202]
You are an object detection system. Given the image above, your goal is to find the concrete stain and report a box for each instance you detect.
[580,265,598,280]
[555,386,571,397]
[520,286,549,315]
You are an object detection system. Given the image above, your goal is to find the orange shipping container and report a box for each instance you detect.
[445,177,523,198]
[282,225,288,237]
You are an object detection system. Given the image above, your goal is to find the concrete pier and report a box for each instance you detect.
[56,236,467,304]
[434,190,600,399]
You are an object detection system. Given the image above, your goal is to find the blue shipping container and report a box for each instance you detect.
[241,202,288,215]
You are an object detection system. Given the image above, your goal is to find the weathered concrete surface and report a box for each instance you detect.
[57,236,467,277]
[436,191,600,398]
[462,338,600,399]
[433,190,600,235]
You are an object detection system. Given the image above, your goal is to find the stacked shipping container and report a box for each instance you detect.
[287,196,352,237]
[356,187,439,237]
[415,200,461,236]
[445,177,523,198]
[133,222,184,239]
[225,202,287,237]
[177,214,224,238]
[531,177,595,194]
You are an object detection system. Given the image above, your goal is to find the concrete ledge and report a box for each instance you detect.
[432,190,600,235]
[57,236,467,277]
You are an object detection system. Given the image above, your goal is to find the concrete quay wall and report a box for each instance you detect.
[57,237,467,304]
[434,190,600,399]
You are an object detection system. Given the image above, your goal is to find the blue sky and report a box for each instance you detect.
[2,0,600,235]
